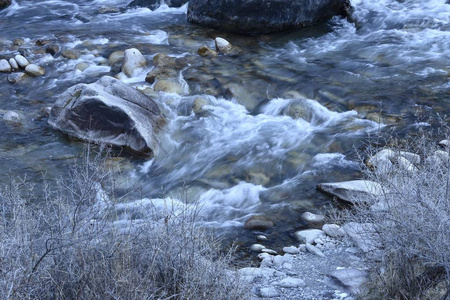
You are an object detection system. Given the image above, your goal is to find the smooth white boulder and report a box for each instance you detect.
[122,48,147,77]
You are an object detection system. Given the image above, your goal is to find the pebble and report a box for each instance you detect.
[294,229,325,244]
[215,37,232,55]
[25,64,45,76]
[256,235,268,241]
[14,54,29,68]
[198,45,218,57]
[439,139,450,148]
[0,59,11,72]
[8,58,18,69]
[62,50,80,59]
[250,244,266,252]
[283,246,300,254]
[261,248,277,255]
[301,211,325,224]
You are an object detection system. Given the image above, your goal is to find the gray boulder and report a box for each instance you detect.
[187,0,350,34]
[317,180,384,204]
[48,76,164,156]
[0,0,11,10]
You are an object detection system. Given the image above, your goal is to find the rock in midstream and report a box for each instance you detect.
[48,76,165,156]
[188,0,350,34]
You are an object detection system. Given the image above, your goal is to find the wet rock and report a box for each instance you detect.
[153,79,185,95]
[75,14,90,23]
[301,212,325,224]
[317,180,383,204]
[215,37,232,54]
[25,64,45,76]
[261,248,277,255]
[62,50,81,59]
[48,76,164,156]
[2,111,23,126]
[108,51,124,66]
[75,62,91,72]
[145,67,178,84]
[98,6,120,14]
[35,39,52,46]
[122,48,147,77]
[198,45,218,57]
[8,58,18,70]
[14,55,29,68]
[153,53,177,68]
[328,268,367,294]
[0,59,11,72]
[7,72,27,84]
[0,0,11,10]
[322,224,345,238]
[188,0,349,34]
[192,97,210,114]
[250,244,266,252]
[294,229,325,244]
[13,38,25,45]
[244,215,274,230]
[46,44,61,56]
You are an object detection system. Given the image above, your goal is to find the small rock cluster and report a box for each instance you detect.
[242,211,369,299]
[0,54,45,83]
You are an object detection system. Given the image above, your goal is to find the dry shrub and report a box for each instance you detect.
[344,132,450,300]
[0,145,249,300]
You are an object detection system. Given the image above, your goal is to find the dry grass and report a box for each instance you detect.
[0,145,249,300]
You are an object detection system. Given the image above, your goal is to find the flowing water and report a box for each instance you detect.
[0,0,449,249]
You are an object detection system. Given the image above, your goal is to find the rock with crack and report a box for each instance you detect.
[48,76,164,156]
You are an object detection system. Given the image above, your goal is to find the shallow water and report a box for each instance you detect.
[0,0,449,249]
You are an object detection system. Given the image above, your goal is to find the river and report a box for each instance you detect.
[0,0,449,249]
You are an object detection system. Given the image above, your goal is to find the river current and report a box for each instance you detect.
[0,0,449,248]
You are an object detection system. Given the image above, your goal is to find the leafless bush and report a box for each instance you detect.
[343,133,450,300]
[0,145,249,300]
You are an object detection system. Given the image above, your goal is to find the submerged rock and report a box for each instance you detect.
[48,76,164,156]
[7,72,27,84]
[244,215,274,230]
[197,45,218,58]
[188,0,350,34]
[0,0,11,10]
[2,110,23,126]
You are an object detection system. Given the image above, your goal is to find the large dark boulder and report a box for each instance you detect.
[187,0,350,34]
[0,0,11,10]
[48,76,164,156]
[128,0,188,10]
